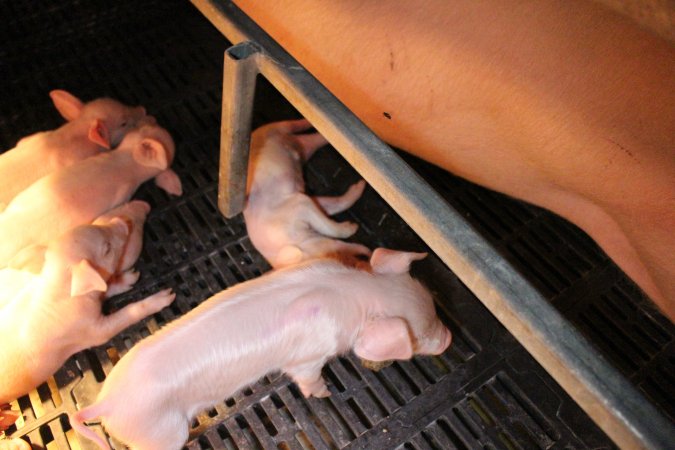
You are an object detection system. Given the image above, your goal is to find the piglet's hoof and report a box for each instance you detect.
[359,358,393,372]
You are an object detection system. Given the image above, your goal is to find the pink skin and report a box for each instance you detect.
[244,119,370,268]
[0,120,181,267]
[0,201,151,306]
[69,249,451,450]
[0,268,32,310]
[93,200,152,297]
[0,438,30,450]
[0,220,176,404]
[232,0,675,320]
[0,90,146,207]
[0,403,20,432]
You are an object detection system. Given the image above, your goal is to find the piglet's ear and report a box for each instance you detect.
[107,216,131,236]
[88,119,111,149]
[370,248,427,275]
[155,169,183,196]
[133,138,168,171]
[354,317,413,361]
[71,260,108,297]
[49,89,84,121]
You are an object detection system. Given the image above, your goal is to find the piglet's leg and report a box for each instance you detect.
[303,239,371,263]
[130,414,189,450]
[313,180,366,215]
[97,289,175,341]
[301,200,358,238]
[293,132,328,162]
[285,362,331,398]
[105,269,140,298]
[155,169,183,196]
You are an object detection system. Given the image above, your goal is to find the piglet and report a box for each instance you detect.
[0,90,146,207]
[0,119,181,267]
[69,248,451,450]
[244,119,370,268]
[0,201,151,308]
[0,219,175,404]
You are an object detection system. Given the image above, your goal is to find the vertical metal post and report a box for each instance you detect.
[218,41,259,218]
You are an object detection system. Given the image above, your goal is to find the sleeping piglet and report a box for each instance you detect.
[0,118,181,267]
[0,90,146,207]
[0,200,151,308]
[244,119,370,268]
[0,218,175,404]
[69,248,451,450]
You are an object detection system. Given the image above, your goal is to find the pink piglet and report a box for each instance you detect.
[69,248,451,450]
[0,118,181,267]
[0,90,146,207]
[244,119,370,268]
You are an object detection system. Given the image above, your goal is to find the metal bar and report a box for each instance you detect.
[191,1,675,448]
[218,42,259,218]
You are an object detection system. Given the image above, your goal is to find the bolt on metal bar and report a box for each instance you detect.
[191,1,675,448]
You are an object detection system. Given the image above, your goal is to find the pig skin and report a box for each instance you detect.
[0,219,175,404]
[0,121,180,267]
[0,200,151,306]
[244,119,370,268]
[70,249,451,450]
[0,438,30,450]
[0,90,146,206]
[93,200,152,297]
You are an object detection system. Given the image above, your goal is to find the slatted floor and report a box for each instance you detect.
[1,0,672,449]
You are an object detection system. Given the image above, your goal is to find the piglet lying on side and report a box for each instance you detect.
[0,200,151,308]
[0,118,181,267]
[0,90,146,207]
[0,219,175,404]
[70,249,451,450]
[244,119,370,268]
